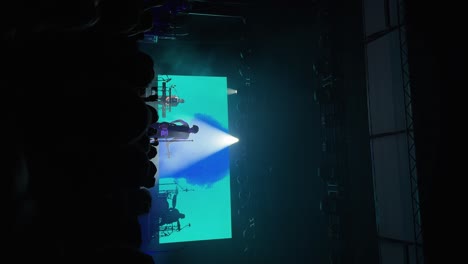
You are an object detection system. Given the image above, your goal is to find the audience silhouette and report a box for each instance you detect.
[2,1,176,263]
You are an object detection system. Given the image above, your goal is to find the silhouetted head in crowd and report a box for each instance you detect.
[147,105,158,124]
[133,51,155,88]
[148,146,157,159]
[136,134,150,153]
[135,187,152,215]
[141,161,157,188]
[113,90,151,146]
[112,146,150,188]
[149,137,159,146]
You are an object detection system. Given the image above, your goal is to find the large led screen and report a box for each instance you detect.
[141,75,233,246]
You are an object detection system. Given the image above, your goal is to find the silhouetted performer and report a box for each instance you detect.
[159,208,185,230]
[148,120,198,158]
[149,119,198,140]
[162,95,185,107]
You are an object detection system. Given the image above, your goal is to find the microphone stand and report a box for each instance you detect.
[158,139,194,142]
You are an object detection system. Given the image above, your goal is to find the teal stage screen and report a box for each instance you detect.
[141,75,233,246]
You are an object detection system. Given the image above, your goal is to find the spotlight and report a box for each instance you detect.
[222,135,239,145]
[227,88,238,95]
[157,120,239,175]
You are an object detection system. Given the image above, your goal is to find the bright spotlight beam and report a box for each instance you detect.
[227,88,238,95]
[221,135,239,146]
[157,120,239,175]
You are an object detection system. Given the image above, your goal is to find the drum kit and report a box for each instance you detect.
[154,181,193,237]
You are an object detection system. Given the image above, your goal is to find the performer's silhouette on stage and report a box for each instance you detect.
[149,119,199,140]
[148,119,198,158]
[148,83,184,117]
[159,208,185,231]
[162,95,185,107]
